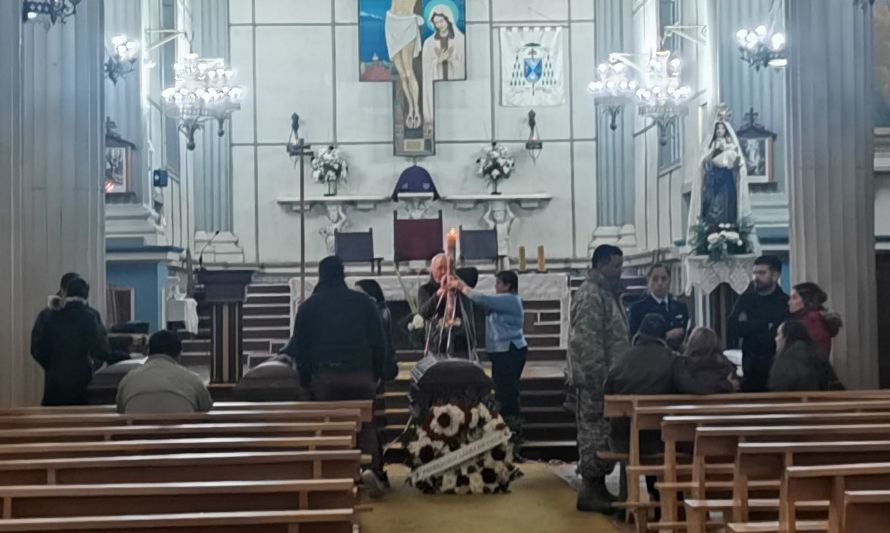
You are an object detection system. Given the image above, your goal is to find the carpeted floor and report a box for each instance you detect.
[358,463,624,533]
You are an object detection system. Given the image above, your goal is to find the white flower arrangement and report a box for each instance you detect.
[407,314,425,332]
[310,145,349,196]
[429,405,466,437]
[475,142,515,195]
[690,218,755,263]
[404,400,522,495]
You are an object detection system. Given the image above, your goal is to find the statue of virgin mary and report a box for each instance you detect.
[686,111,761,254]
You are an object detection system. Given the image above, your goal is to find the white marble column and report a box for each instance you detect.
[785,0,878,388]
[0,0,107,406]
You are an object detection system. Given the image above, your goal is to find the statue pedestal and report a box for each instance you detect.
[684,254,756,296]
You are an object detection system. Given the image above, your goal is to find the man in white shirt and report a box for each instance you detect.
[116,330,213,414]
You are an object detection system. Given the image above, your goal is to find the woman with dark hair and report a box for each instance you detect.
[355,279,399,382]
[788,282,842,357]
[768,320,843,392]
[448,271,527,441]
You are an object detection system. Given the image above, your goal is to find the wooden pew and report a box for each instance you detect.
[779,463,890,533]
[656,411,890,525]
[843,490,890,533]
[0,400,373,424]
[0,509,355,532]
[0,436,355,461]
[0,479,355,518]
[0,409,364,428]
[0,450,362,486]
[729,440,890,524]
[615,400,890,529]
[0,422,358,445]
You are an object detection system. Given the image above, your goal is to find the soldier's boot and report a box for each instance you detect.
[577,477,617,513]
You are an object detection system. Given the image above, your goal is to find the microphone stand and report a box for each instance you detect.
[197,230,221,271]
[287,113,312,303]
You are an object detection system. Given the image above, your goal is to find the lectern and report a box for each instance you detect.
[197,269,254,383]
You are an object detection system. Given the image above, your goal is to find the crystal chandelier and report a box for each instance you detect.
[105,35,139,85]
[588,58,639,131]
[736,25,786,70]
[22,0,80,25]
[634,51,693,146]
[161,54,243,151]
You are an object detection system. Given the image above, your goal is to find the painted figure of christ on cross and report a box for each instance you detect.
[359,0,466,157]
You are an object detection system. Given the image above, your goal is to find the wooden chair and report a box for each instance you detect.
[393,210,443,268]
[459,225,502,268]
[0,449,363,486]
[334,228,382,274]
[0,509,355,532]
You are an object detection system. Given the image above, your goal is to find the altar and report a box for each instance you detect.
[288,272,571,349]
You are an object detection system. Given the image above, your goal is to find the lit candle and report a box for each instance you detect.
[518,246,527,272]
[537,245,546,272]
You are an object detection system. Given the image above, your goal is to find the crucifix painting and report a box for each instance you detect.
[359,0,467,157]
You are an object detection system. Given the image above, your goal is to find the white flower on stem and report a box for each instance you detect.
[408,314,425,331]
[707,233,720,244]
[429,405,466,437]
[469,472,485,494]
[408,434,433,456]
[441,472,457,492]
[724,231,740,241]
[737,239,744,246]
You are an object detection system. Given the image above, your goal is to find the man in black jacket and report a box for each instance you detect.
[628,264,689,350]
[33,277,115,406]
[30,272,101,359]
[727,255,789,392]
[282,256,386,496]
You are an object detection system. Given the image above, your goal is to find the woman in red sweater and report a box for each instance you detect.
[788,282,843,358]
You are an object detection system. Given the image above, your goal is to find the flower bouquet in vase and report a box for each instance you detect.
[475,142,515,195]
[311,145,349,197]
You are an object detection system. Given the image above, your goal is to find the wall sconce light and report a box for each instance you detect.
[22,0,80,25]
[105,35,139,85]
[525,110,543,164]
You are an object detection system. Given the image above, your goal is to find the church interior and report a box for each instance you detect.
[1,0,890,532]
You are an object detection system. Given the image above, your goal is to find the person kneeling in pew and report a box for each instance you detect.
[116,330,213,414]
[604,313,680,504]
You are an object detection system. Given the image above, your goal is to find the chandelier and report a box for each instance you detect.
[635,51,693,146]
[161,54,243,151]
[105,35,139,85]
[22,0,80,25]
[588,58,638,131]
[589,50,693,144]
[736,25,786,70]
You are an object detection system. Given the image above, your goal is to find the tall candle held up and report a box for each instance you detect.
[537,245,546,272]
[444,228,459,326]
[518,246,527,272]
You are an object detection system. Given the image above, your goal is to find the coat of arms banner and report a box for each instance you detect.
[499,27,566,107]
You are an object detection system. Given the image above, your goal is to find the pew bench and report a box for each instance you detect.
[0,509,355,533]
[0,400,373,424]
[0,422,358,445]
[0,479,355,519]
[0,436,356,461]
[0,409,364,429]
[843,490,890,533]
[0,450,363,486]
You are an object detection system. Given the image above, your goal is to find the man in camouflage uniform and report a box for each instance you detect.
[567,244,629,513]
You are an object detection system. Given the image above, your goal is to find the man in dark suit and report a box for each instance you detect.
[628,264,689,350]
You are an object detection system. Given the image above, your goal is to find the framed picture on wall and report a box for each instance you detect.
[104,118,136,194]
[736,108,778,184]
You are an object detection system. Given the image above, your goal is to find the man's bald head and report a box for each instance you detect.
[430,253,447,284]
